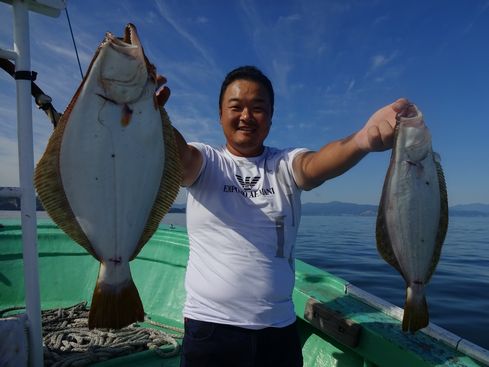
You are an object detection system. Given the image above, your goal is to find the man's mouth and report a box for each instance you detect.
[237,126,255,132]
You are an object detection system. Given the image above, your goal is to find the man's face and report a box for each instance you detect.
[220,79,272,157]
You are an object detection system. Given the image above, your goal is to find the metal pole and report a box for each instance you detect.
[12,0,44,366]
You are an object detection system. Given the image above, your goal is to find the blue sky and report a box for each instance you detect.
[1,0,488,205]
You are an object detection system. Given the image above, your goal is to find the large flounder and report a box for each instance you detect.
[376,104,448,333]
[34,24,182,329]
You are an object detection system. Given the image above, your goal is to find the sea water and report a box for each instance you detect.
[294,215,489,350]
[2,211,488,349]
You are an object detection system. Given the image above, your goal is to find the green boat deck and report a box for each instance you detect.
[1,221,488,366]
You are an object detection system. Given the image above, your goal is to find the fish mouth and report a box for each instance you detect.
[397,104,424,128]
[399,104,419,119]
[106,24,142,54]
[123,23,140,45]
[392,103,431,158]
[98,24,155,103]
[108,24,156,84]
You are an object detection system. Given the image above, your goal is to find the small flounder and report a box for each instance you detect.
[376,104,448,333]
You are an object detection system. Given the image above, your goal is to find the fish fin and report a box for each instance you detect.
[376,198,403,276]
[402,283,429,333]
[88,266,144,329]
[427,160,449,282]
[34,49,102,260]
[433,151,441,163]
[130,107,183,259]
[34,107,99,259]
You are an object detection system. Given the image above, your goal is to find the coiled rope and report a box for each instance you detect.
[1,302,183,366]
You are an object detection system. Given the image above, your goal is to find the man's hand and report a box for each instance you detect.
[354,98,410,152]
[155,75,171,107]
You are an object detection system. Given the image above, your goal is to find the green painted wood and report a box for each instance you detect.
[0,221,486,366]
[293,260,485,366]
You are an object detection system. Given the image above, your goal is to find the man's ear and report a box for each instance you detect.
[219,111,223,125]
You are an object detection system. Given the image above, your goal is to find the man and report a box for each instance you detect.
[157,66,408,367]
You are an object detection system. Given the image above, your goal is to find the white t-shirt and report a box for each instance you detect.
[183,144,309,329]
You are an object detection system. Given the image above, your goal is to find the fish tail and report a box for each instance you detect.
[88,263,144,329]
[402,283,429,333]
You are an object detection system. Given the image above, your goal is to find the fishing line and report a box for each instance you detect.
[65,7,84,79]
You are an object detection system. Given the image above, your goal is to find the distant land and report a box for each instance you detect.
[0,193,186,213]
[301,201,489,217]
[1,190,487,217]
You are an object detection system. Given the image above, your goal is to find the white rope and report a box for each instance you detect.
[2,302,183,366]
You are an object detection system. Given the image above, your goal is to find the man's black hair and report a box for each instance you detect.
[219,65,274,117]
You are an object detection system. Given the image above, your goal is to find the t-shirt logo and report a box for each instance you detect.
[235,175,260,191]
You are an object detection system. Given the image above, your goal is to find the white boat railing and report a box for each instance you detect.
[346,283,489,366]
[0,1,66,366]
[0,187,22,198]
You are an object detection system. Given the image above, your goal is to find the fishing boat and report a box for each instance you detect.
[1,220,489,367]
[1,1,489,366]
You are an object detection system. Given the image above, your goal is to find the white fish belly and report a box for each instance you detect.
[59,86,164,261]
[385,154,440,282]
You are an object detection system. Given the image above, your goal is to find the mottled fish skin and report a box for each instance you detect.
[34,24,182,329]
[376,104,448,333]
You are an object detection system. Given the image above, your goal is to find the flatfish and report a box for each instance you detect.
[34,24,182,329]
[376,104,448,333]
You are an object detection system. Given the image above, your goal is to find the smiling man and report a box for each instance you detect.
[157,65,408,367]
[219,75,273,157]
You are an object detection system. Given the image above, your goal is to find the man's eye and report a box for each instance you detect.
[253,106,268,114]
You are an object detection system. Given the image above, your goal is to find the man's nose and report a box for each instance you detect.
[241,108,253,121]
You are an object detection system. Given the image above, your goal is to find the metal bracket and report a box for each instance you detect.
[304,298,362,348]
[14,70,37,81]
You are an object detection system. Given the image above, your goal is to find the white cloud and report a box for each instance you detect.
[278,14,302,23]
[196,16,209,24]
[372,15,390,26]
[346,79,356,94]
[39,40,93,68]
[271,60,293,99]
[238,0,297,99]
[371,54,389,69]
[365,51,400,81]
[371,52,399,70]
[154,0,218,71]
